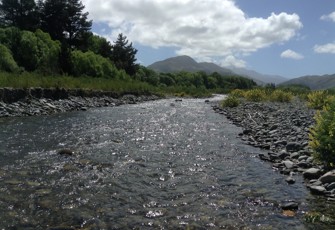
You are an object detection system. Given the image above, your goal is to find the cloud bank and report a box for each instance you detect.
[314,43,335,54]
[321,11,335,22]
[280,49,304,60]
[82,0,302,67]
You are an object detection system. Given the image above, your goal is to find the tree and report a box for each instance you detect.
[0,0,39,30]
[111,33,138,76]
[39,0,92,47]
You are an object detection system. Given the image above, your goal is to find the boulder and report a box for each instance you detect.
[280,201,298,210]
[303,168,322,179]
[319,170,335,184]
[286,142,302,152]
[283,160,294,169]
[309,185,326,195]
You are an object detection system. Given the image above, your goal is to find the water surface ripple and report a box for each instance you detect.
[0,97,325,229]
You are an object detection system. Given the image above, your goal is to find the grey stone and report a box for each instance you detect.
[309,185,326,195]
[319,170,335,184]
[286,142,302,152]
[283,160,294,169]
[303,168,322,179]
[281,202,298,210]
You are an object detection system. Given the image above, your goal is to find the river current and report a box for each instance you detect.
[0,96,332,229]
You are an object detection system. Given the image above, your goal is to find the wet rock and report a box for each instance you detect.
[283,160,294,169]
[309,185,327,195]
[326,182,335,191]
[57,149,75,156]
[303,168,322,179]
[280,201,299,210]
[286,142,302,152]
[319,170,335,184]
[285,176,296,184]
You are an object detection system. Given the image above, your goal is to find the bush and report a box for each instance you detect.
[309,98,335,168]
[221,95,240,108]
[71,50,118,78]
[270,90,293,102]
[0,44,20,72]
[307,90,334,109]
[244,89,267,102]
[230,89,245,98]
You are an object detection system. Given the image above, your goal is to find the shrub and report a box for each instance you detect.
[270,90,293,102]
[71,50,118,78]
[244,89,267,102]
[230,89,245,98]
[309,98,335,168]
[307,90,333,109]
[0,44,20,72]
[221,95,240,108]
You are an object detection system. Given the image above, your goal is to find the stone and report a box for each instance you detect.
[319,170,335,184]
[326,182,335,191]
[57,149,74,156]
[280,201,298,210]
[283,160,294,169]
[286,142,302,152]
[303,168,322,179]
[309,185,326,195]
[285,176,296,184]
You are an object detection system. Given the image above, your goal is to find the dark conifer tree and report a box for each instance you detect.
[0,0,39,30]
[39,0,92,47]
[111,33,138,76]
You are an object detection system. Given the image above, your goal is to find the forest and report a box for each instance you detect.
[0,0,256,96]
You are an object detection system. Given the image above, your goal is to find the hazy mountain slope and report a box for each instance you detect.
[230,67,287,84]
[148,55,205,73]
[280,74,335,90]
[148,56,288,85]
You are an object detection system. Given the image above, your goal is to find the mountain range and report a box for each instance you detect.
[148,56,335,89]
[148,55,286,85]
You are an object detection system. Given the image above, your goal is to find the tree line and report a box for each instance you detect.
[0,0,256,94]
[0,0,138,76]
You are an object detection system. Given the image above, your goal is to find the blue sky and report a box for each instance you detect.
[83,0,335,78]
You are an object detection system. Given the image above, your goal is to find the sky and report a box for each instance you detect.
[82,0,335,78]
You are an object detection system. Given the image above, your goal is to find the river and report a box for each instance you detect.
[0,96,333,229]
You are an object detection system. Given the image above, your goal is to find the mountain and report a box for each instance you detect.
[229,67,287,84]
[148,55,234,75]
[280,74,335,90]
[147,55,286,85]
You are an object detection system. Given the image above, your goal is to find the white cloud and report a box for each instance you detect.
[220,55,246,68]
[321,12,335,22]
[314,42,335,54]
[280,49,304,60]
[82,0,302,61]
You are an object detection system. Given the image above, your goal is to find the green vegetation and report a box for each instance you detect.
[309,99,335,168]
[0,1,256,97]
[307,90,334,109]
[221,95,240,108]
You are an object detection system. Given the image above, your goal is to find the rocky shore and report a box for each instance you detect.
[213,99,335,201]
[0,87,160,117]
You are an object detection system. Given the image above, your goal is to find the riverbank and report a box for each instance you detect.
[213,99,335,200]
[0,87,160,117]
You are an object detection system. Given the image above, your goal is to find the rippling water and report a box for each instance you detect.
[0,96,333,229]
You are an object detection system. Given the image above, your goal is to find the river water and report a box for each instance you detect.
[0,96,333,229]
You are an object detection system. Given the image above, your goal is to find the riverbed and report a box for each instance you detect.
[0,96,332,229]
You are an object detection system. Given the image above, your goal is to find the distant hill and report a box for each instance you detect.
[229,67,287,84]
[148,55,235,75]
[148,55,286,85]
[280,74,335,90]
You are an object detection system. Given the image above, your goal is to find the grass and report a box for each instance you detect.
[0,71,214,97]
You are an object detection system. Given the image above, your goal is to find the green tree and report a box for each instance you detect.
[39,0,92,47]
[0,43,19,72]
[0,0,39,30]
[71,50,118,78]
[111,33,138,76]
